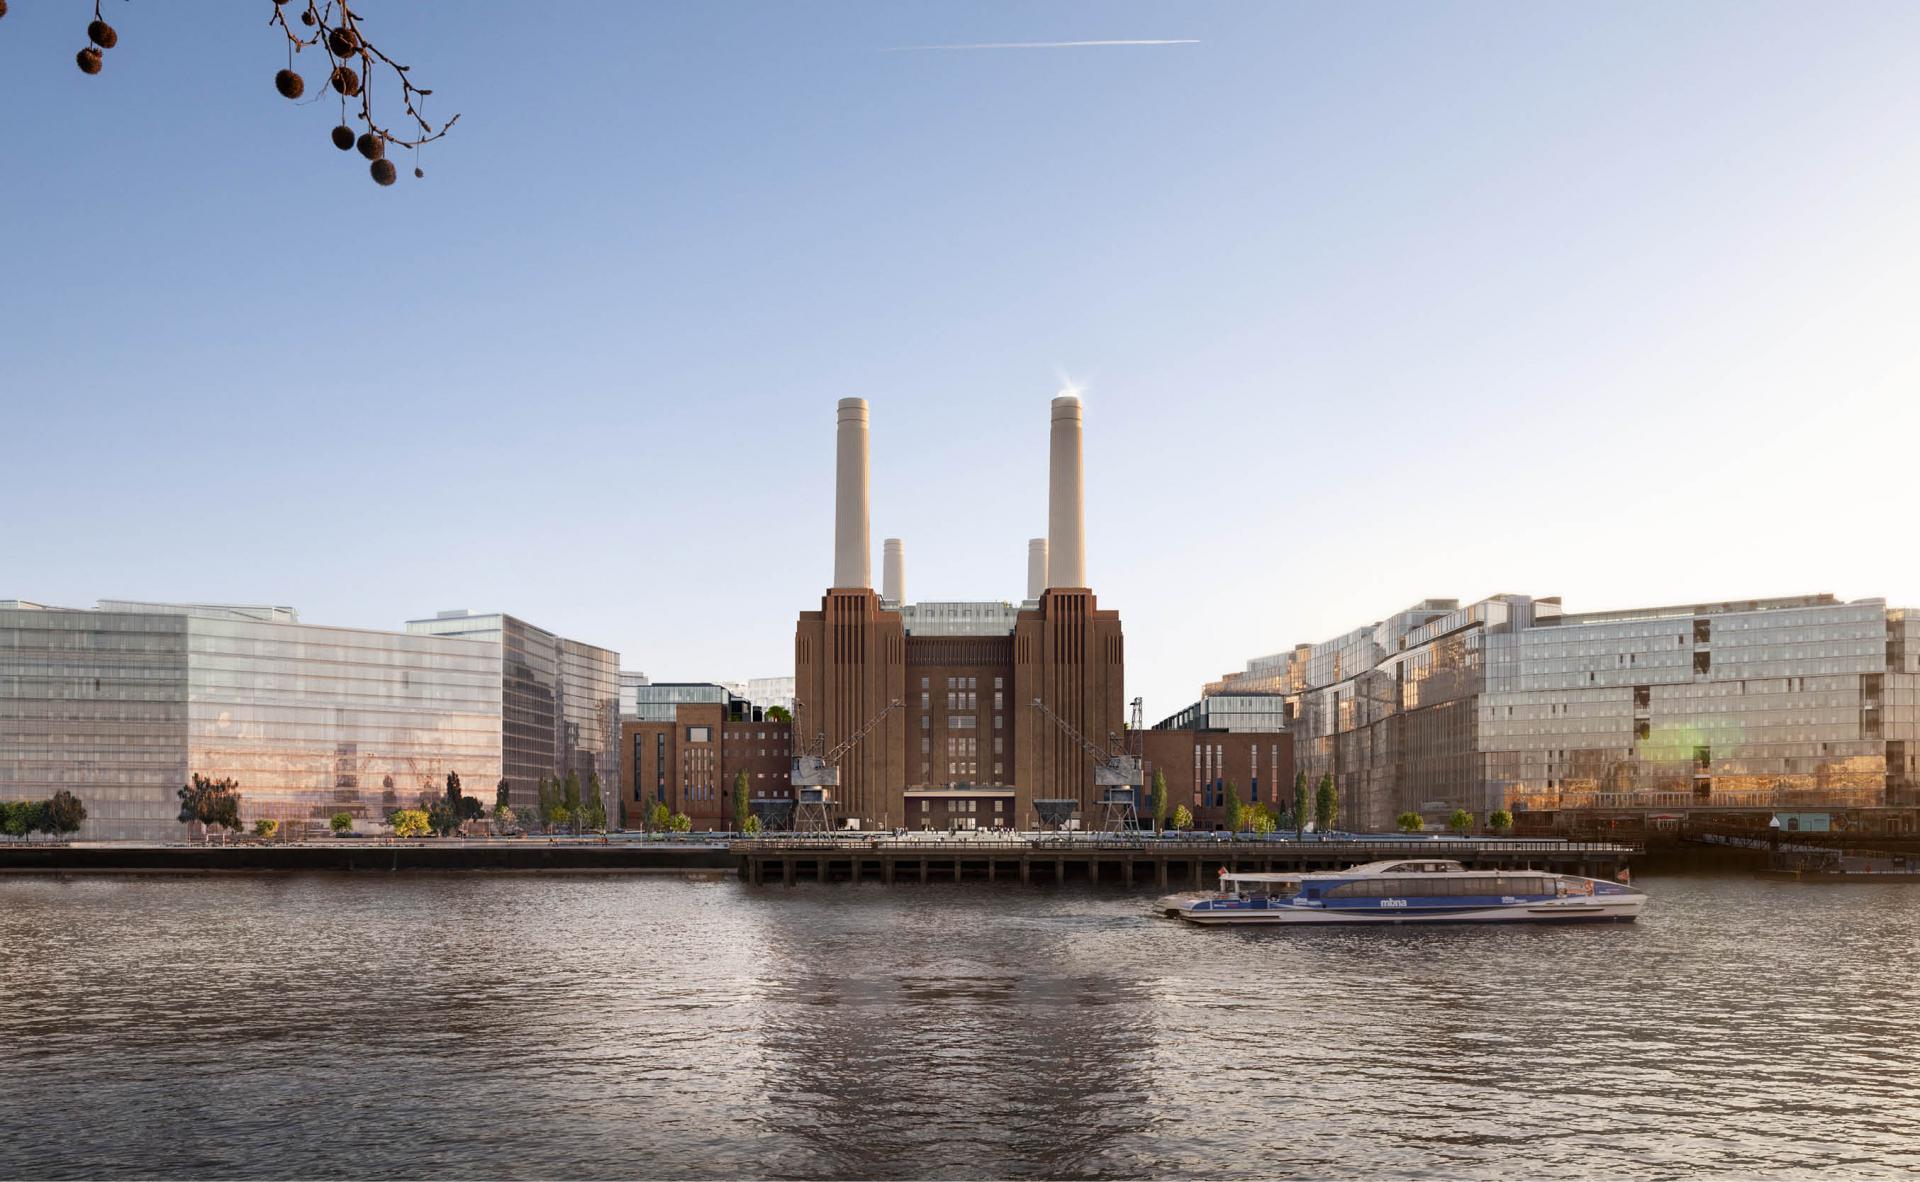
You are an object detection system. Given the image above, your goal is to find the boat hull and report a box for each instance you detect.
[1167,895,1646,926]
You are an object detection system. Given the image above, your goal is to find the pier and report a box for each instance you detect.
[731,836,1640,886]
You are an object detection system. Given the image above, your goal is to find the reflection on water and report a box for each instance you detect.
[1,874,1917,1179]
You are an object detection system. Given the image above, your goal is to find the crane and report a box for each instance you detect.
[1030,696,1143,831]
[790,698,901,832]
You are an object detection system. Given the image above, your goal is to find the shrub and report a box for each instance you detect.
[388,808,431,838]
[1397,811,1423,833]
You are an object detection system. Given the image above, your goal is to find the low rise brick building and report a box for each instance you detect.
[621,694,792,830]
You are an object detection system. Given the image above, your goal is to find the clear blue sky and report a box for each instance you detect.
[4,2,1918,715]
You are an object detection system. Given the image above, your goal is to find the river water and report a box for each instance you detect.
[1,872,1915,1179]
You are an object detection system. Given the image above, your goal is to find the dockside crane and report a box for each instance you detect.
[1030,697,1144,831]
[789,698,901,832]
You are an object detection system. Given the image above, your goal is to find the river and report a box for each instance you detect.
[1,872,1914,1179]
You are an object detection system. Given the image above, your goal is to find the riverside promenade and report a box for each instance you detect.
[732,834,1639,886]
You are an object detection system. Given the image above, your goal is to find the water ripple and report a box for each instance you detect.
[0,873,1916,1178]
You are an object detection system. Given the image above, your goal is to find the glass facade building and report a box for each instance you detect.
[405,611,620,821]
[1154,693,1292,734]
[1,602,502,840]
[623,682,735,722]
[1210,594,1920,829]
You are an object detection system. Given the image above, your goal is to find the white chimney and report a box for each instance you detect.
[1046,394,1086,589]
[1026,538,1048,604]
[834,398,871,589]
[882,538,905,608]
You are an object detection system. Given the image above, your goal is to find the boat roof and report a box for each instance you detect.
[1224,859,1554,884]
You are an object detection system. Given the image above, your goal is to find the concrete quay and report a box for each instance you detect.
[0,839,736,874]
[732,835,1640,886]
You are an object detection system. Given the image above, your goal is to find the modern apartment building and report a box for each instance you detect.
[405,610,620,822]
[1208,593,1920,830]
[0,600,502,840]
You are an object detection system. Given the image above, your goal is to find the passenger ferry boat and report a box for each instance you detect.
[1156,859,1646,926]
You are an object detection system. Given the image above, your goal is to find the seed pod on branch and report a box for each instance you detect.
[356,132,385,160]
[87,20,117,49]
[329,66,360,97]
[275,69,305,99]
[370,159,397,187]
[0,2,10,20]
[331,124,355,150]
[76,46,103,75]
[327,28,361,58]
[300,9,315,26]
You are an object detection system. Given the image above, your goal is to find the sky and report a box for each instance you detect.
[3,1,1919,717]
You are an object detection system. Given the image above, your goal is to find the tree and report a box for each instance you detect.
[743,814,762,836]
[1314,773,1337,834]
[1170,804,1193,832]
[535,776,557,832]
[648,802,671,832]
[1489,809,1514,836]
[550,806,573,832]
[1225,780,1244,832]
[0,802,30,840]
[1248,803,1277,836]
[764,705,792,723]
[731,771,750,834]
[178,774,243,841]
[582,773,607,832]
[44,790,87,838]
[492,803,516,832]
[43,2,460,187]
[1293,771,1310,840]
[1447,808,1473,835]
[562,771,582,834]
[1149,768,1169,832]
[330,812,353,836]
[495,778,511,810]
[254,818,280,840]
[1397,811,1423,833]
[388,808,430,838]
[667,812,692,834]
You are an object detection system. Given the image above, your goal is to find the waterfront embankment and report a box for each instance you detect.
[0,840,736,874]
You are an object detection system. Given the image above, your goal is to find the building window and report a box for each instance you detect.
[687,726,710,743]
